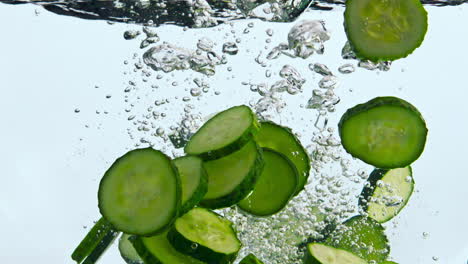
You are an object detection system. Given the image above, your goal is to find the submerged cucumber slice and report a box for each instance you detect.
[306,243,367,264]
[360,166,414,223]
[201,140,264,209]
[168,208,241,263]
[325,215,390,263]
[130,231,204,264]
[344,0,428,61]
[119,234,144,264]
[82,228,119,264]
[173,156,208,214]
[238,148,298,216]
[255,121,310,195]
[98,148,180,236]
[338,96,427,169]
[239,254,265,264]
[185,105,259,160]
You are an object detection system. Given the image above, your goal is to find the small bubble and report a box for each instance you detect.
[423,232,429,239]
[74,108,80,113]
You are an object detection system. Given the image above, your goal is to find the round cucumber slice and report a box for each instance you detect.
[98,148,181,236]
[238,148,298,216]
[344,0,428,61]
[255,121,311,195]
[173,156,208,215]
[201,140,264,209]
[239,254,265,264]
[306,243,367,264]
[338,96,427,169]
[168,208,241,263]
[324,215,390,263]
[360,166,414,223]
[119,234,144,264]
[185,105,259,160]
[130,231,204,264]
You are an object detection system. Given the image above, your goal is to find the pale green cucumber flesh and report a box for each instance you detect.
[344,0,428,61]
[173,156,208,214]
[201,140,264,209]
[119,234,144,264]
[338,96,427,169]
[185,105,258,159]
[361,166,414,223]
[306,243,367,264]
[238,148,298,216]
[255,121,310,195]
[98,148,180,236]
[324,215,390,262]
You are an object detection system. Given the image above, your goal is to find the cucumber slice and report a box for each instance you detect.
[239,254,264,264]
[174,156,208,214]
[306,243,367,264]
[185,105,259,160]
[119,234,144,264]
[338,96,427,169]
[360,166,414,223]
[98,148,181,236]
[130,231,204,264]
[71,217,119,264]
[201,140,264,209]
[344,0,428,61]
[238,148,298,216]
[82,227,119,264]
[255,121,310,195]
[324,215,390,263]
[168,208,241,263]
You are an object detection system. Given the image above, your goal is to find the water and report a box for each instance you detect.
[1,1,468,264]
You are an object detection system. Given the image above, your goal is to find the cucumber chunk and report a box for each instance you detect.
[71,217,119,264]
[174,156,208,214]
[98,148,181,236]
[130,231,204,264]
[344,0,428,61]
[338,96,427,169]
[185,105,259,160]
[239,253,265,264]
[306,243,367,264]
[360,166,414,223]
[82,227,119,264]
[119,234,144,264]
[255,121,310,195]
[201,140,264,209]
[325,215,390,263]
[168,208,241,263]
[238,148,298,216]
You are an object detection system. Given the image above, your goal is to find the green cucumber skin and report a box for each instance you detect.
[239,254,264,264]
[174,156,209,215]
[344,0,428,62]
[256,121,311,196]
[359,167,415,223]
[338,96,428,169]
[82,228,120,264]
[71,217,117,263]
[186,106,260,161]
[119,234,144,264]
[200,144,265,209]
[98,148,182,237]
[167,212,240,264]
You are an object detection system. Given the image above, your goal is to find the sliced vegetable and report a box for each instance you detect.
[82,227,119,264]
[325,215,390,263]
[119,234,144,264]
[255,121,310,195]
[98,148,180,236]
[173,156,208,214]
[338,96,427,169]
[360,166,414,223]
[238,148,298,216]
[201,140,264,209]
[130,231,204,264]
[168,208,241,263]
[379,261,399,264]
[71,217,119,264]
[239,253,265,264]
[185,105,259,160]
[306,243,367,264]
[344,0,428,61]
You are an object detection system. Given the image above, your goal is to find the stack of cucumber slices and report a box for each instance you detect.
[72,95,427,264]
